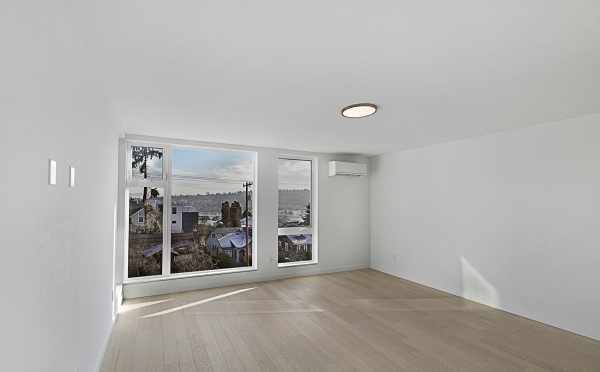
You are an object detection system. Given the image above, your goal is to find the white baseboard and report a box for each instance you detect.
[123,263,369,299]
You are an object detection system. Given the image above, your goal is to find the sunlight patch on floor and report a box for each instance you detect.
[120,298,172,313]
[142,287,256,318]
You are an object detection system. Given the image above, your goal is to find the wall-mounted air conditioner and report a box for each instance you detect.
[328,161,368,177]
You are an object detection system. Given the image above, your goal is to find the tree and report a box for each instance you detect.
[302,202,311,226]
[131,146,163,203]
[132,146,163,224]
[214,253,233,269]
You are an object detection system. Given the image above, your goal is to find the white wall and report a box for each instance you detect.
[0,3,119,372]
[122,145,370,298]
[370,114,600,341]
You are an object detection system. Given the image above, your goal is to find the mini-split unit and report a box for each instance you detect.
[328,161,368,177]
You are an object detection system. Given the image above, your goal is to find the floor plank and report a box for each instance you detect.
[100,269,600,372]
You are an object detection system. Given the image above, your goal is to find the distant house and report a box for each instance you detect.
[130,207,145,226]
[170,206,199,233]
[207,228,252,264]
[279,234,312,252]
[130,196,162,227]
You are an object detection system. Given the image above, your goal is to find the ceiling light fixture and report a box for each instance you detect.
[341,103,378,118]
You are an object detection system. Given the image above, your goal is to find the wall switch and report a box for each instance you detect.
[48,159,57,185]
[69,166,75,187]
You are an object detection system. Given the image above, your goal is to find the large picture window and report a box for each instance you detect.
[125,143,256,280]
[170,148,254,274]
[278,158,316,265]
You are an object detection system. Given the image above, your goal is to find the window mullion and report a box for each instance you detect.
[162,145,172,276]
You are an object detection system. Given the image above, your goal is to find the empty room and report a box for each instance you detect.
[2,1,600,371]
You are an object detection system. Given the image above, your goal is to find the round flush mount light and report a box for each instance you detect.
[341,103,378,118]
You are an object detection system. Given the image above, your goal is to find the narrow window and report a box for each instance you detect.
[278,158,315,265]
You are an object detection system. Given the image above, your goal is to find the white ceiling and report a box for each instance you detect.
[97,1,600,155]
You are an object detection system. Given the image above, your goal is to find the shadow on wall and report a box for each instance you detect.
[460,257,500,308]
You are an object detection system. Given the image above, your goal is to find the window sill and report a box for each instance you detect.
[123,265,258,284]
[278,260,318,268]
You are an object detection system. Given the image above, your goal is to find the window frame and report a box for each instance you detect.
[123,140,258,283]
[277,155,318,268]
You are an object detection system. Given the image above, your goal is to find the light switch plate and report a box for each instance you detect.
[49,159,57,185]
[69,166,75,187]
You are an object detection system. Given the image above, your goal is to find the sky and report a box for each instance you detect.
[278,159,311,190]
[131,146,164,181]
[172,147,255,181]
[131,146,310,194]
[172,147,254,194]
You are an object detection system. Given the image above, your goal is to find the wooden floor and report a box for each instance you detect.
[101,269,600,372]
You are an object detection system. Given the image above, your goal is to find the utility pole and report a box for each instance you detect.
[243,181,253,265]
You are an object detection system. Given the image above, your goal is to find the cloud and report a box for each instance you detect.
[172,148,254,181]
[278,159,311,190]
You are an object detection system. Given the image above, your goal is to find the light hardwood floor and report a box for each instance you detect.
[101,269,600,372]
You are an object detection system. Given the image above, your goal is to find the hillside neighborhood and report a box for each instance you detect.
[128,189,312,276]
